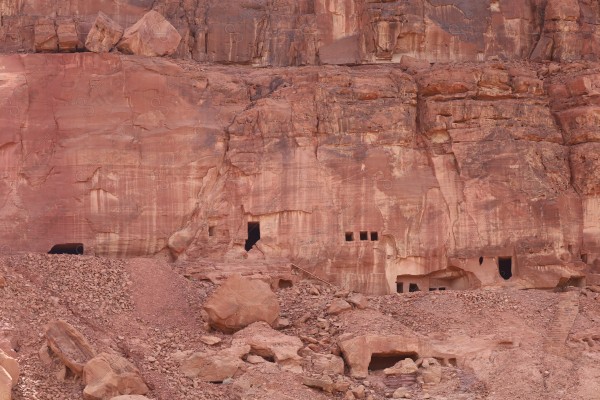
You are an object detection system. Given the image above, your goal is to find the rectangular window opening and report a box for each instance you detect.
[396,282,403,293]
[208,226,216,237]
[345,232,354,242]
[370,231,378,241]
[409,283,420,292]
[360,231,368,241]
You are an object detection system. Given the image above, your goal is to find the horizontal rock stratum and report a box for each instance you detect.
[3,0,600,65]
[0,51,598,294]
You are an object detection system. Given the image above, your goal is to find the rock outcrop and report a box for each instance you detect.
[116,11,181,57]
[180,344,250,382]
[1,0,599,64]
[85,12,124,53]
[203,275,280,332]
[232,321,303,372]
[83,353,149,400]
[0,52,598,294]
[45,320,95,375]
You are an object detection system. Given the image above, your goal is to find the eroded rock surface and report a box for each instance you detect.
[45,320,96,376]
[0,52,598,294]
[203,275,280,332]
[83,353,149,400]
[116,11,181,56]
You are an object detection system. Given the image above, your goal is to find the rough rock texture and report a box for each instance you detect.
[3,0,600,64]
[232,321,303,372]
[83,353,149,400]
[203,275,280,332]
[56,20,81,52]
[180,344,250,382]
[0,51,597,293]
[45,320,96,375]
[85,12,124,53]
[33,19,58,52]
[0,349,19,388]
[0,367,12,400]
[116,11,181,57]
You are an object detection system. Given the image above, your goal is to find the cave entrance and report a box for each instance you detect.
[48,243,84,255]
[245,222,260,251]
[368,352,418,371]
[498,257,512,280]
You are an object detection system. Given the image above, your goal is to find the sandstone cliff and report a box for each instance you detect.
[0,1,599,294]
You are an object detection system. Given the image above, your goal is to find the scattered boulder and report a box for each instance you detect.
[116,11,181,57]
[0,367,12,400]
[232,321,303,372]
[0,349,19,387]
[203,274,280,333]
[347,293,369,310]
[34,18,58,52]
[384,359,418,375]
[392,387,411,399]
[181,345,250,382]
[419,358,442,384]
[302,375,334,393]
[85,12,124,53]
[57,20,81,52]
[199,335,222,346]
[327,299,352,315]
[83,353,149,400]
[306,351,345,375]
[45,320,95,376]
[338,335,422,379]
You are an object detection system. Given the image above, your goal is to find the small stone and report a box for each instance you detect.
[352,384,366,399]
[200,336,222,346]
[327,299,352,315]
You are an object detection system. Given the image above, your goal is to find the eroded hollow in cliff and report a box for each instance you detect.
[498,257,512,280]
[369,352,418,371]
[245,222,260,251]
[48,243,84,255]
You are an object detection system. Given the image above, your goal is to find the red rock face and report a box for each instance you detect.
[1,2,599,294]
[2,0,600,64]
[0,52,597,294]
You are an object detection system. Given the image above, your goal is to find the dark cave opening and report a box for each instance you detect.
[245,222,260,251]
[498,257,512,280]
[368,352,418,371]
[48,243,84,255]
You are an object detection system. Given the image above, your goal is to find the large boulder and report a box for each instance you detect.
[57,20,81,52]
[0,350,18,387]
[45,320,95,375]
[116,11,181,57]
[34,19,58,52]
[85,12,124,53]
[0,367,12,400]
[338,335,422,379]
[232,322,303,372]
[181,345,250,382]
[203,274,280,333]
[83,353,149,400]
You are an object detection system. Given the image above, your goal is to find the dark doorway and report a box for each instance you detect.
[409,283,420,292]
[581,254,588,263]
[498,257,512,280]
[208,226,216,237]
[368,352,418,371]
[245,222,260,251]
[370,232,378,241]
[345,232,354,242]
[48,243,84,255]
[397,282,403,293]
[360,231,368,241]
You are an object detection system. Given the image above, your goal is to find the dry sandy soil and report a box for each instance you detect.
[1,254,599,400]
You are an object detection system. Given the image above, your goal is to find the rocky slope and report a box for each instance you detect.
[1,254,599,400]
